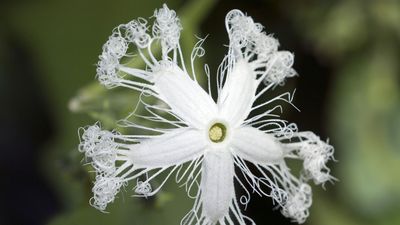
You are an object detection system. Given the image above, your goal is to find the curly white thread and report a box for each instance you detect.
[104,35,128,58]
[79,124,117,175]
[298,133,335,184]
[281,183,312,224]
[91,175,124,211]
[251,33,279,58]
[96,33,128,88]
[226,10,263,48]
[135,180,152,196]
[153,4,182,51]
[125,18,151,48]
[264,51,297,85]
[270,187,288,207]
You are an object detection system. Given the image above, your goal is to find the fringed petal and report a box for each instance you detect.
[201,149,235,223]
[231,126,283,164]
[218,60,258,127]
[130,128,207,168]
[153,63,217,128]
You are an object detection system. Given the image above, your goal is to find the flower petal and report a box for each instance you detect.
[218,59,258,127]
[129,128,206,168]
[201,149,235,223]
[231,126,283,164]
[154,64,217,128]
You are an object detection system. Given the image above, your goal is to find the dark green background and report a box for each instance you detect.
[1,0,399,225]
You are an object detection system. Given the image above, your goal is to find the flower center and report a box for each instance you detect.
[208,123,227,143]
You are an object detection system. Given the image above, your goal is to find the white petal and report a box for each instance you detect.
[154,64,217,128]
[218,59,258,127]
[231,126,283,164]
[129,128,206,168]
[201,149,235,223]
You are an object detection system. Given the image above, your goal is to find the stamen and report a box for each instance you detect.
[208,123,227,143]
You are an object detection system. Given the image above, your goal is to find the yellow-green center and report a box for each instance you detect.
[208,123,227,143]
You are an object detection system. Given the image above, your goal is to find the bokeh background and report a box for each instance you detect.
[1,0,400,225]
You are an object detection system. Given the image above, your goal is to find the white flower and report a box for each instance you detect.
[79,4,335,224]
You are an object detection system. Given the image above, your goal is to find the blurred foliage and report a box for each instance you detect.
[290,0,400,224]
[2,0,400,225]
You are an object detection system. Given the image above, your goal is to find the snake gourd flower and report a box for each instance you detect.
[78,4,335,224]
